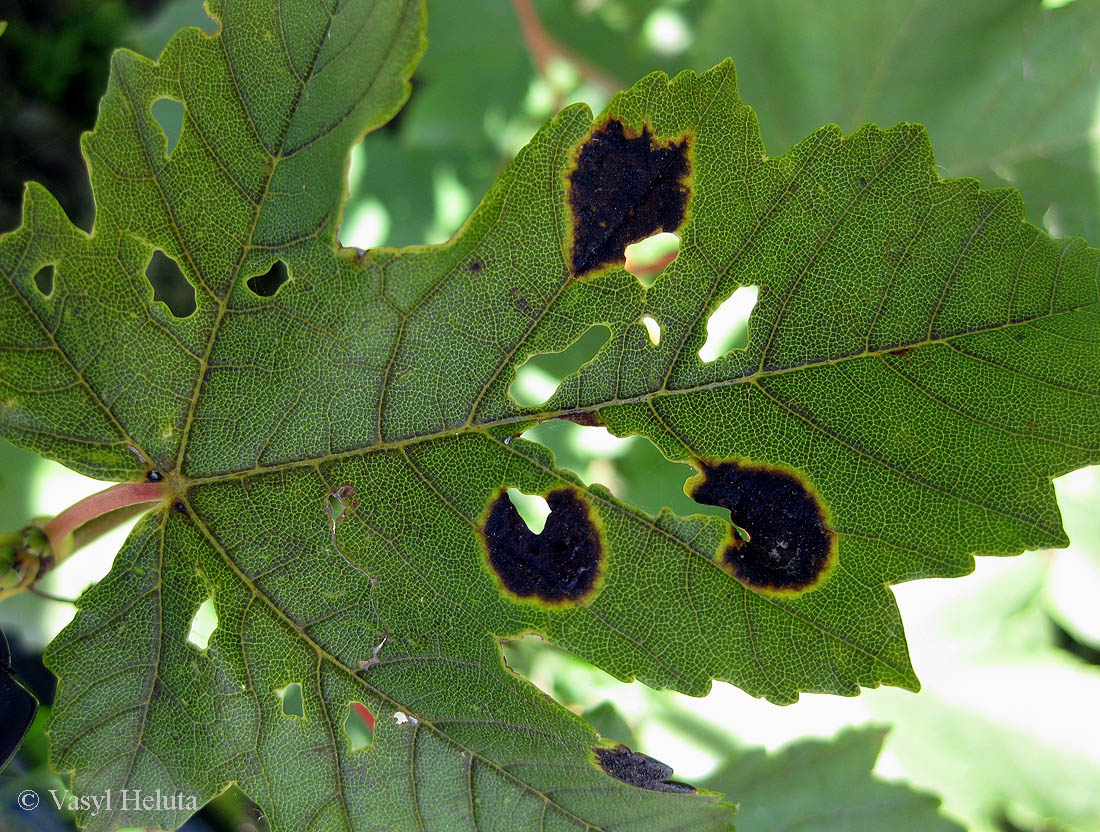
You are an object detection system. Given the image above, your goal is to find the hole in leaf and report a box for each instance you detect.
[326,485,354,526]
[505,488,550,534]
[509,325,610,406]
[344,702,374,751]
[186,596,218,650]
[33,265,54,297]
[341,196,391,249]
[277,682,304,717]
[501,633,629,716]
[699,285,758,363]
[502,632,738,772]
[581,700,638,748]
[146,250,196,317]
[503,633,735,770]
[151,97,184,156]
[203,786,266,831]
[624,232,680,287]
[641,316,661,345]
[521,421,728,521]
[247,260,289,297]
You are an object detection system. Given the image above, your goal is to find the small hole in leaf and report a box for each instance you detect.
[506,488,550,534]
[624,232,679,288]
[509,325,610,406]
[641,316,661,345]
[344,702,374,751]
[146,250,196,317]
[699,285,758,363]
[151,97,184,156]
[187,596,218,650]
[327,492,348,524]
[277,682,304,717]
[247,260,289,297]
[33,265,54,297]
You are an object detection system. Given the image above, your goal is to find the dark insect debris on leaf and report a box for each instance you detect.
[593,745,696,794]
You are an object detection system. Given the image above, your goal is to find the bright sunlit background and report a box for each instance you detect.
[2,0,1100,830]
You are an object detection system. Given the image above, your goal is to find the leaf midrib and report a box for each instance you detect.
[183,300,1094,485]
[173,2,344,473]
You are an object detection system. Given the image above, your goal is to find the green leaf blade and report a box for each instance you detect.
[0,0,426,479]
[694,0,1100,242]
[0,181,204,478]
[702,726,964,832]
[47,475,736,830]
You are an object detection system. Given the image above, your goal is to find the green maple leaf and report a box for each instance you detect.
[700,726,964,831]
[694,0,1100,242]
[1,1,1097,830]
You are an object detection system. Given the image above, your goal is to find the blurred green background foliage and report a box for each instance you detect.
[1,1,1099,830]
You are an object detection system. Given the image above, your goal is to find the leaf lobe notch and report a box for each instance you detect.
[688,459,837,595]
[593,745,695,794]
[481,486,604,605]
[567,118,691,278]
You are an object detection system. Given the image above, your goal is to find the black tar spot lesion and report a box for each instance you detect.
[567,118,691,278]
[593,745,696,794]
[482,487,603,604]
[689,459,836,594]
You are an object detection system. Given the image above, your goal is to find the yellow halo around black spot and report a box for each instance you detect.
[566,118,692,279]
[480,486,605,606]
[687,458,837,596]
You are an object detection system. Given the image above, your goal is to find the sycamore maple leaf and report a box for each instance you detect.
[0,1,1097,830]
